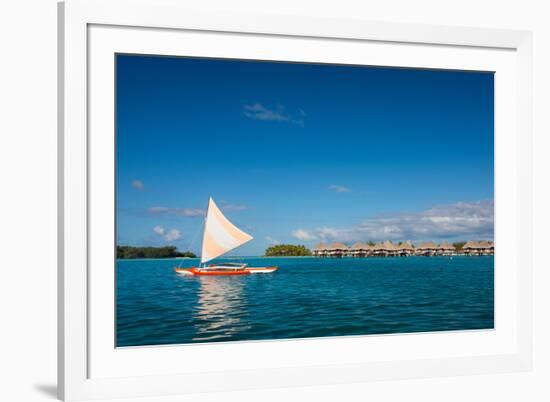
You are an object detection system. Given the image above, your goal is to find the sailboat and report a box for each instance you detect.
[174,198,278,276]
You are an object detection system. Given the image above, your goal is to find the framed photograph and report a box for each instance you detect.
[58,0,533,400]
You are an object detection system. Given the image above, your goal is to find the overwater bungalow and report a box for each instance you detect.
[384,240,399,256]
[463,240,481,255]
[396,242,415,256]
[462,240,493,256]
[437,241,456,256]
[372,240,397,257]
[312,243,328,257]
[462,240,495,255]
[349,242,372,257]
[310,239,493,258]
[326,242,349,258]
[415,241,437,256]
[478,240,494,255]
[372,242,386,257]
[473,240,494,255]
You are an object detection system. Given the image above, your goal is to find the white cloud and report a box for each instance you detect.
[132,179,144,191]
[153,226,182,242]
[328,184,351,193]
[243,103,305,126]
[316,227,340,239]
[150,207,169,213]
[244,103,289,121]
[153,225,165,236]
[149,202,247,216]
[148,203,248,218]
[292,200,494,243]
[265,236,280,245]
[165,229,182,241]
[149,207,205,217]
[292,229,318,241]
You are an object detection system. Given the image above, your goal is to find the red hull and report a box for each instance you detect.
[174,267,277,276]
[187,267,248,276]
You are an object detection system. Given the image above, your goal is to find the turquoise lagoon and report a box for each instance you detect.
[116,256,494,347]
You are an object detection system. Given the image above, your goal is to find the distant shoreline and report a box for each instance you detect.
[116,256,313,260]
[117,245,196,259]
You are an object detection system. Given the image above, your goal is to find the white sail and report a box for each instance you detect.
[200,198,253,264]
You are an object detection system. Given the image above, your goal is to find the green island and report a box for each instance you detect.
[265,244,312,257]
[117,245,197,259]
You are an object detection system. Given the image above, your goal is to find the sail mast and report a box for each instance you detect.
[200,198,253,264]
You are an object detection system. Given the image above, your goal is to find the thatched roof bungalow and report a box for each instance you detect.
[326,242,349,257]
[328,242,348,250]
[463,240,480,255]
[349,242,372,257]
[312,242,328,256]
[477,240,494,255]
[396,242,414,256]
[416,241,437,256]
[462,240,494,255]
[350,242,366,250]
[416,241,437,250]
[384,240,398,256]
[310,239,492,258]
[463,240,477,249]
[372,242,384,255]
[373,240,398,256]
[437,241,456,255]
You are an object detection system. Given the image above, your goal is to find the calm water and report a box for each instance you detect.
[116,256,494,347]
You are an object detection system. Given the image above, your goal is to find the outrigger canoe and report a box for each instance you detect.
[175,263,278,276]
[174,197,278,277]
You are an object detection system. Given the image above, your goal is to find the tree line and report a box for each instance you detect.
[117,245,197,259]
[265,244,311,256]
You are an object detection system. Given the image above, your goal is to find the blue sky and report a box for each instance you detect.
[116,54,494,255]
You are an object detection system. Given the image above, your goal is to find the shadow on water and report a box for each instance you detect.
[33,384,57,399]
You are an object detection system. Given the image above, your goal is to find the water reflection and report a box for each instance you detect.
[192,276,249,341]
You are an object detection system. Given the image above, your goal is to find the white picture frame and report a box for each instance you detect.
[58,0,533,400]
